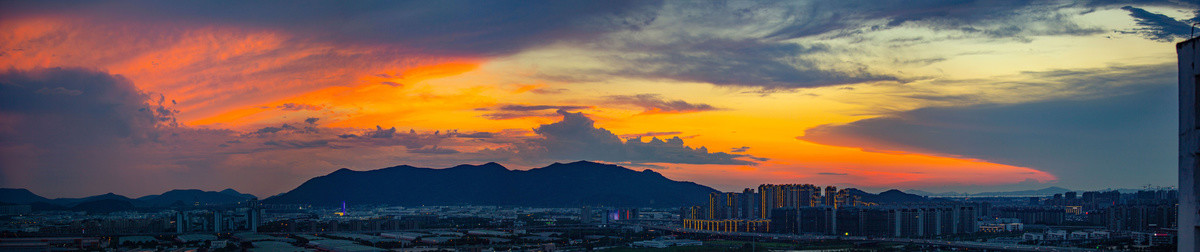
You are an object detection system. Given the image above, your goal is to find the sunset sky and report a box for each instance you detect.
[0,0,1192,198]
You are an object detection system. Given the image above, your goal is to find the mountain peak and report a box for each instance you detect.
[537,160,628,173]
[1042,186,1072,191]
[329,168,357,175]
[448,162,508,172]
[265,161,718,207]
[567,160,602,165]
[0,188,50,204]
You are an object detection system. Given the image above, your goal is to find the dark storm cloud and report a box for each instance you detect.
[605,94,718,114]
[519,110,758,165]
[0,0,662,56]
[0,68,177,146]
[0,68,191,195]
[1120,6,1198,42]
[801,81,1175,190]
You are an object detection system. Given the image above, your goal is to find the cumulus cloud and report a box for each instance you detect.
[605,94,718,115]
[0,68,188,196]
[0,68,177,146]
[619,131,682,139]
[518,110,759,165]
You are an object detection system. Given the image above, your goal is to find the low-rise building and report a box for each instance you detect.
[467,229,510,237]
[381,232,426,241]
[1045,230,1067,240]
[631,239,703,248]
[1069,231,1090,240]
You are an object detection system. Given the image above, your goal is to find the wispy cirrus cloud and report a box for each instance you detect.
[1119,5,1198,42]
[0,0,663,56]
[605,94,719,115]
[475,104,591,120]
[800,75,1175,190]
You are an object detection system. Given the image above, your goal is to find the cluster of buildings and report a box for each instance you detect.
[685,185,862,221]
[174,202,265,233]
[579,206,639,224]
[1022,230,1110,242]
[679,184,980,237]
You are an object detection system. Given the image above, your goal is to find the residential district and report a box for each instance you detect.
[0,184,1180,251]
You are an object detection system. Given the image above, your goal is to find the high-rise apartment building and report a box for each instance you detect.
[1179,37,1200,252]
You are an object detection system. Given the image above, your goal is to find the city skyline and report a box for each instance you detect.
[0,1,1192,198]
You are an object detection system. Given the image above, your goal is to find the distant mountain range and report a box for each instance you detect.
[0,188,258,213]
[264,161,718,207]
[845,188,936,204]
[8,161,1131,211]
[904,187,1083,197]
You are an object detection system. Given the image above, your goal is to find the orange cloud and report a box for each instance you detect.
[511,84,543,94]
[0,16,466,125]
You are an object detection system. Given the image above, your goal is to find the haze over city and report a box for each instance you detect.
[0,1,1187,199]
